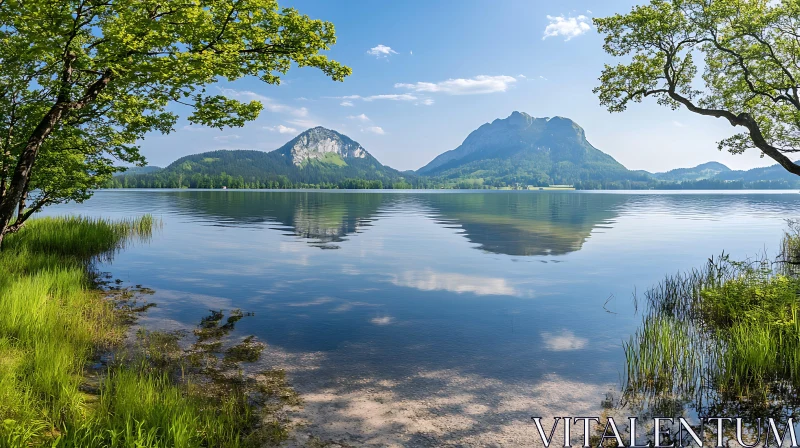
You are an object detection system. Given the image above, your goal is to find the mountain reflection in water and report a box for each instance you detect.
[166,190,625,255]
[41,190,800,445]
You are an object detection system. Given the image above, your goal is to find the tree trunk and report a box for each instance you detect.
[0,65,112,246]
[0,105,66,241]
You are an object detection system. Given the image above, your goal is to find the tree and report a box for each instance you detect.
[0,0,350,247]
[594,0,800,175]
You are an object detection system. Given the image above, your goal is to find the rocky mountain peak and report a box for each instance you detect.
[283,127,368,166]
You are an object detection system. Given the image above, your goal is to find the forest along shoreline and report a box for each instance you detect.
[0,215,299,447]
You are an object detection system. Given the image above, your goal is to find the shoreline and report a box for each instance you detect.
[98,186,800,192]
[136,309,615,447]
[0,216,297,446]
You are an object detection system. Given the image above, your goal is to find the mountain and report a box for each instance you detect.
[109,118,800,191]
[649,160,800,188]
[651,162,731,182]
[276,126,369,167]
[112,127,414,189]
[715,161,800,183]
[116,165,162,175]
[417,112,648,187]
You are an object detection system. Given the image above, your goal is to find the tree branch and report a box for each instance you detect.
[7,194,50,234]
[0,68,114,234]
[197,0,240,53]
[666,87,800,175]
[744,31,799,105]
[656,43,800,176]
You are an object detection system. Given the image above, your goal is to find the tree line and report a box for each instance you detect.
[106,173,419,190]
[108,171,800,191]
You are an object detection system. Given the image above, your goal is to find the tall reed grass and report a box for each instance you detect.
[0,216,282,447]
[623,223,800,418]
[3,215,158,258]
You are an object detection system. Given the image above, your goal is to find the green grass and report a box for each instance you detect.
[4,215,158,258]
[0,216,289,447]
[624,224,800,414]
[622,316,705,399]
[301,153,348,168]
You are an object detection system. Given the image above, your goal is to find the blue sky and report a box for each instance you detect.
[140,0,776,172]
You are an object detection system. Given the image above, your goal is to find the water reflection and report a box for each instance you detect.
[169,191,626,256]
[41,190,800,446]
[172,191,388,247]
[389,269,523,296]
[540,329,589,352]
[420,192,627,256]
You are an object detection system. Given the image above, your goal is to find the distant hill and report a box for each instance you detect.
[115,165,162,175]
[651,162,731,182]
[111,127,415,189]
[417,112,650,188]
[715,161,800,183]
[648,160,800,188]
[108,117,800,190]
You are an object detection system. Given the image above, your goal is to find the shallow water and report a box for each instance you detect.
[44,190,800,443]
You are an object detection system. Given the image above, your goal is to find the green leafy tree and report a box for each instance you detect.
[0,0,350,246]
[594,0,800,175]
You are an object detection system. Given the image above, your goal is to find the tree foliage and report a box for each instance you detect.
[0,0,350,244]
[594,0,800,175]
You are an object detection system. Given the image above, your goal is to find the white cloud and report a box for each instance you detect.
[395,75,517,95]
[363,126,385,135]
[213,134,241,141]
[390,270,518,296]
[370,316,394,325]
[539,75,548,80]
[286,118,322,129]
[541,330,588,351]
[217,87,308,117]
[367,44,398,58]
[365,94,418,101]
[341,265,360,276]
[181,125,210,132]
[409,50,413,55]
[331,93,419,102]
[543,15,592,41]
[517,74,527,79]
[347,114,371,122]
[329,93,435,106]
[673,121,686,128]
[264,124,298,134]
[286,297,334,307]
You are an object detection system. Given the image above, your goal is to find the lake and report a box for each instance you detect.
[45,190,800,446]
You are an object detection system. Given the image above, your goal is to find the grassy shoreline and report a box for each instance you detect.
[623,221,800,420]
[0,216,293,447]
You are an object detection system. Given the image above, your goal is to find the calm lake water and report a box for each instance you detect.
[44,190,800,443]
